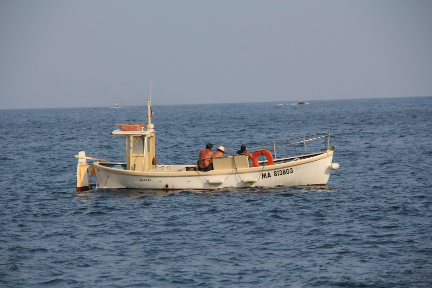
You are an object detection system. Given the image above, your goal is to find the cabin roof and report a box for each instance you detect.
[111,129,154,136]
[111,123,155,136]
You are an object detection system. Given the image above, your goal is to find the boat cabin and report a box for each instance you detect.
[112,123,251,172]
[112,124,156,171]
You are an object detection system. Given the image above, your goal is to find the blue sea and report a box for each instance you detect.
[1,97,431,287]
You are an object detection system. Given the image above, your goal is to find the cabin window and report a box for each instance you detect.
[132,137,144,155]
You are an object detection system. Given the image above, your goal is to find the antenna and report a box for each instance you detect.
[147,79,153,126]
[149,78,152,104]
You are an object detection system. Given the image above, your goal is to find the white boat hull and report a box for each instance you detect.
[93,150,335,190]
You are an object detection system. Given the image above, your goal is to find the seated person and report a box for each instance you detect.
[213,146,225,157]
[198,143,214,171]
[237,145,252,158]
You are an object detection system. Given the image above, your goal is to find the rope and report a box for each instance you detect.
[197,168,237,183]
[223,168,237,182]
[251,164,266,182]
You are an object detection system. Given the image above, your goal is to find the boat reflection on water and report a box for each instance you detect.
[75,188,215,198]
[76,185,338,199]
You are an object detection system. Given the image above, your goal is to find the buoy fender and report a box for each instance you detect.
[252,150,274,167]
[331,163,339,170]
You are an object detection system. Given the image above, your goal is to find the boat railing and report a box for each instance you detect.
[245,132,330,160]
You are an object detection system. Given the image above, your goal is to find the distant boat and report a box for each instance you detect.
[297,101,306,105]
[111,103,123,108]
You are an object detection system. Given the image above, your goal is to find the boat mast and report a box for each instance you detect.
[147,79,152,126]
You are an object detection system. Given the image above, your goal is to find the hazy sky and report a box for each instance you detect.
[1,0,431,109]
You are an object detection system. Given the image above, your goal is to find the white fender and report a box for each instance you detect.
[330,163,340,170]
[207,179,224,185]
[243,178,258,183]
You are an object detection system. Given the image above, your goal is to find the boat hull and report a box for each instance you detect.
[93,150,335,190]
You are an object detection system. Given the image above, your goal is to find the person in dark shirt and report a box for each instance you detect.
[236,145,252,159]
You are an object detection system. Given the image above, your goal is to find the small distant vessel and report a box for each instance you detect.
[297,101,306,105]
[76,95,339,191]
[111,103,123,108]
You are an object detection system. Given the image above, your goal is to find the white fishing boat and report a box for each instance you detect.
[76,98,339,191]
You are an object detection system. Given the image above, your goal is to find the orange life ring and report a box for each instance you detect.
[252,149,274,167]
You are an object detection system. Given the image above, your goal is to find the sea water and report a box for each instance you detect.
[1,97,431,287]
